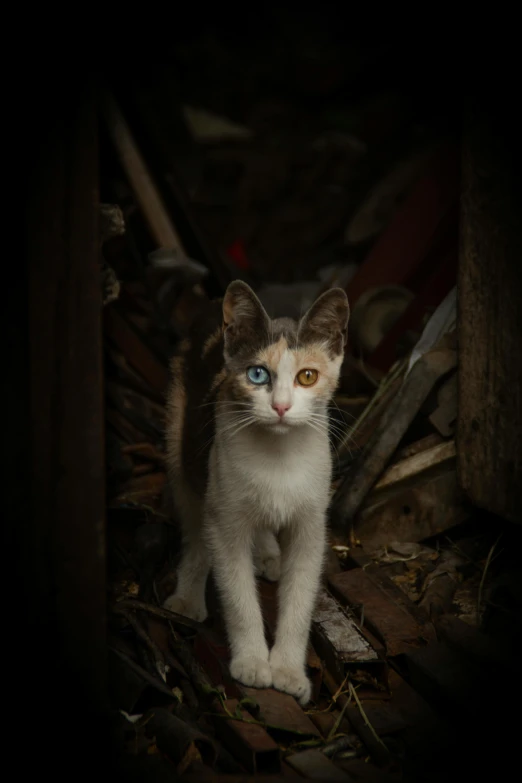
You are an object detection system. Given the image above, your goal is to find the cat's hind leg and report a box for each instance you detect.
[253,529,281,582]
[163,483,209,622]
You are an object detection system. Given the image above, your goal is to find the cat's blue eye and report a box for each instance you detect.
[247,366,270,385]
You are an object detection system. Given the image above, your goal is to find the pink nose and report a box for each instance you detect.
[272,402,291,418]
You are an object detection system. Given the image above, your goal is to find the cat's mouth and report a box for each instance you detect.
[268,421,292,434]
[263,416,298,433]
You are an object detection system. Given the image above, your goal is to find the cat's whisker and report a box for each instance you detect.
[198,400,252,409]
[218,414,258,436]
[220,416,258,439]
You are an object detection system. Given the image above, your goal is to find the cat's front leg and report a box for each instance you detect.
[269,514,326,705]
[206,513,272,689]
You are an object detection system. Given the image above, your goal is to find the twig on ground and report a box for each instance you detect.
[477,534,502,624]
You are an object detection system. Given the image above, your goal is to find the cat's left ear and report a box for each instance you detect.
[222,280,269,354]
[299,288,350,356]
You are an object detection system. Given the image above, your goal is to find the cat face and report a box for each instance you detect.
[220,281,349,434]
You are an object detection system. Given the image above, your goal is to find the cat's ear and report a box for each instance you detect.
[223,281,269,347]
[299,288,350,356]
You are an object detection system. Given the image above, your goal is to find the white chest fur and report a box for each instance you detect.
[209,424,332,528]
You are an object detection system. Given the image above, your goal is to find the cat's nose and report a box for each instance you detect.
[272,402,291,418]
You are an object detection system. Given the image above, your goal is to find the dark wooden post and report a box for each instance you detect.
[458,77,522,524]
[18,75,108,766]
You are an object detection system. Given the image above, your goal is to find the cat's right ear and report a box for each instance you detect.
[223,281,269,341]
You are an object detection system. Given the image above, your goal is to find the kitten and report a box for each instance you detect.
[164,280,349,704]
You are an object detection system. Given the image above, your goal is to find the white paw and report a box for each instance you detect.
[162,593,208,622]
[230,655,272,689]
[255,554,281,582]
[269,652,311,705]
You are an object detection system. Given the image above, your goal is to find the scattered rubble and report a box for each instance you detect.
[97,52,518,781]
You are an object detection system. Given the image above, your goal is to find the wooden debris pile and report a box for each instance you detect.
[98,46,520,780]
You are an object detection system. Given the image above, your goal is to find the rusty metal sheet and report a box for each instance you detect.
[213,699,280,774]
[242,687,320,738]
[329,569,435,657]
[312,589,385,689]
[285,749,353,780]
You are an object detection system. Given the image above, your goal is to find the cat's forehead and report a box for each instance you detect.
[268,317,299,345]
[257,334,329,374]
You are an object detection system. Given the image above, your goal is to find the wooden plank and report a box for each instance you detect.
[26,79,107,763]
[458,89,522,524]
[329,570,435,656]
[311,590,386,690]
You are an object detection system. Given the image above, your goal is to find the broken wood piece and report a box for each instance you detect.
[144,707,217,773]
[331,340,457,528]
[212,699,281,774]
[101,89,186,254]
[372,440,456,494]
[285,748,353,780]
[311,589,386,690]
[242,687,320,738]
[329,569,436,657]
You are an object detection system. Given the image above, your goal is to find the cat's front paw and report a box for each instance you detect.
[230,655,272,689]
[269,651,311,705]
[163,593,208,622]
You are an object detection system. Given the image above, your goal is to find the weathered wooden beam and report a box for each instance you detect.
[458,90,522,524]
[26,78,107,765]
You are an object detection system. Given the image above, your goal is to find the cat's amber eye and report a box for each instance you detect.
[296,369,319,387]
